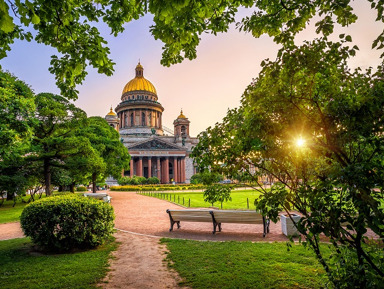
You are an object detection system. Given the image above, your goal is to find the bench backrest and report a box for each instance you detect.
[212,210,264,224]
[167,210,212,222]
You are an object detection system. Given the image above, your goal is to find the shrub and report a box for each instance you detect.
[76,186,87,192]
[20,195,115,252]
[147,177,160,184]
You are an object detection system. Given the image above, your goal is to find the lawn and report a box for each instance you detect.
[142,189,263,210]
[0,200,29,224]
[0,192,81,224]
[162,238,328,289]
[0,237,116,289]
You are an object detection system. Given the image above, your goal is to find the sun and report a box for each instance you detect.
[296,137,306,148]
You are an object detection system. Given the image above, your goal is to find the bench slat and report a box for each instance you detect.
[169,210,212,222]
[212,211,264,224]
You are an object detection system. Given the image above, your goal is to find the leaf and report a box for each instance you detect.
[345,35,352,42]
[0,0,15,33]
[31,13,40,25]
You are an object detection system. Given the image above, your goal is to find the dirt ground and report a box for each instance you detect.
[101,231,187,289]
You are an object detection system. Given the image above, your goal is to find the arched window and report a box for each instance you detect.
[142,112,146,126]
[130,113,134,126]
[181,125,186,136]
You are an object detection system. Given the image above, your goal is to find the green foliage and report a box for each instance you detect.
[20,195,115,252]
[190,171,223,185]
[76,116,130,193]
[192,39,384,286]
[0,237,117,289]
[162,238,328,289]
[0,70,36,200]
[1,1,384,97]
[118,175,158,185]
[110,183,206,192]
[203,184,232,208]
[147,176,160,184]
[76,186,87,192]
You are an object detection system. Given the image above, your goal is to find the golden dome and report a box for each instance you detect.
[107,107,116,116]
[178,109,187,119]
[122,62,157,95]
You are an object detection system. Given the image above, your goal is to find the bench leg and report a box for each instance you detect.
[169,220,175,232]
[218,223,222,232]
[177,221,181,229]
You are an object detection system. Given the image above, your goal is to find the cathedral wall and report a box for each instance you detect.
[185,157,195,184]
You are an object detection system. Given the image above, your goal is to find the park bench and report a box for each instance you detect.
[166,209,270,237]
[83,193,111,203]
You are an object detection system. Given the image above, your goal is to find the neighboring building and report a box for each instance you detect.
[105,62,198,183]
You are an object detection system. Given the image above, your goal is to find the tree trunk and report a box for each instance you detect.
[70,183,75,193]
[6,192,14,201]
[58,185,63,192]
[44,159,51,196]
[92,173,97,193]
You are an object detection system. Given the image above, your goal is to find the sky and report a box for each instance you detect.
[1,1,382,137]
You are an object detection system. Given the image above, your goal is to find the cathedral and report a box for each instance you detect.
[105,62,198,184]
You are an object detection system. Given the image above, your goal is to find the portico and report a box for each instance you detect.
[128,155,186,183]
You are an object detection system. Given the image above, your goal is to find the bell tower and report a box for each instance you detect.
[173,110,190,144]
[105,107,120,131]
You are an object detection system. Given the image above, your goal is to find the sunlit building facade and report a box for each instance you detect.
[105,63,198,184]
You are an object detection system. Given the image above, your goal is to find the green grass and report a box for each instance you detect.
[162,239,328,289]
[144,190,262,210]
[0,237,117,289]
[0,193,82,224]
[0,200,29,224]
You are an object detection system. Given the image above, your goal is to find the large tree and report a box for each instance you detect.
[0,70,35,200]
[1,0,384,98]
[26,92,90,195]
[192,39,384,287]
[76,116,130,193]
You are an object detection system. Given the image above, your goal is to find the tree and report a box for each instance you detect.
[192,39,384,287]
[0,70,35,201]
[1,1,384,98]
[27,92,90,195]
[77,117,130,193]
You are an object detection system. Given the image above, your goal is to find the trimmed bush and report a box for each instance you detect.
[76,186,88,192]
[20,195,115,252]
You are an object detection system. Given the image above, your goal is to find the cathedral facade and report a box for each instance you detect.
[105,63,198,184]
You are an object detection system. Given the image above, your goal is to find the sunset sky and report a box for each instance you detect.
[1,1,382,136]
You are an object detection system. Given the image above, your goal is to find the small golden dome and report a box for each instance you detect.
[122,62,157,95]
[107,107,116,116]
[178,109,187,119]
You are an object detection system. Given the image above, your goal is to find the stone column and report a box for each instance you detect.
[130,158,134,177]
[157,157,161,181]
[173,157,178,183]
[148,157,152,178]
[137,157,143,177]
[164,157,169,183]
[181,157,186,183]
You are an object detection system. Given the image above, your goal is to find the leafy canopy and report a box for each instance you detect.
[1,0,384,98]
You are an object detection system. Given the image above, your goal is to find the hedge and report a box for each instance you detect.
[110,184,207,191]
[20,195,115,252]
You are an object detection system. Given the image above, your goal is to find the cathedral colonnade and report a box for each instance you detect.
[127,156,186,183]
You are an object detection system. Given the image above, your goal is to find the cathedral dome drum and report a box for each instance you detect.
[115,62,164,136]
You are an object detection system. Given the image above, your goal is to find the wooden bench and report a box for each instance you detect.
[166,209,270,237]
[83,193,111,203]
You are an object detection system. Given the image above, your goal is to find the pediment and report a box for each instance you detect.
[128,137,185,151]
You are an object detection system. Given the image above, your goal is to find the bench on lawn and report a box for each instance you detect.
[166,209,270,237]
[83,193,111,203]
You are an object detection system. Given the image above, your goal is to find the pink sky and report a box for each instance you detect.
[2,1,382,136]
